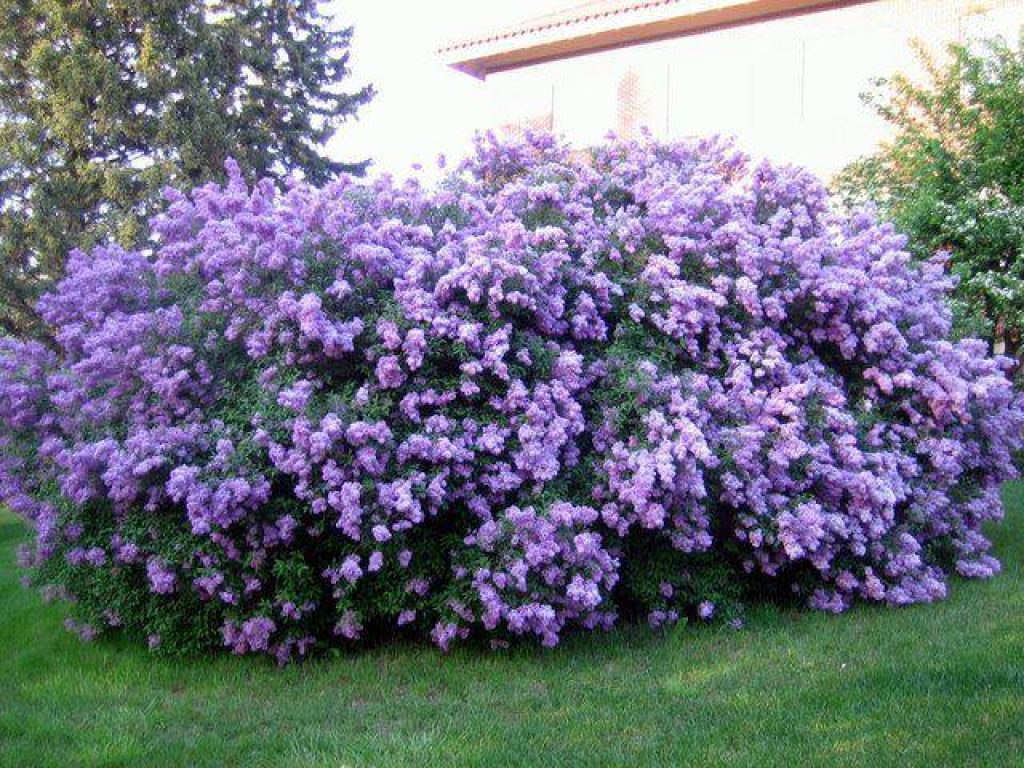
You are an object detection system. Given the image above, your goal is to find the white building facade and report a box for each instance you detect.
[440,0,1024,177]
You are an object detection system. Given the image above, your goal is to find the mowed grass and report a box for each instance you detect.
[1,487,1022,768]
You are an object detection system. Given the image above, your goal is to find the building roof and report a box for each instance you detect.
[443,1,682,57]
[439,0,848,78]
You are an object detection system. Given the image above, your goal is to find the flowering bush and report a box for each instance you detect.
[2,133,1021,662]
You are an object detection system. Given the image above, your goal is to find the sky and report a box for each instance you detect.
[327,1,558,179]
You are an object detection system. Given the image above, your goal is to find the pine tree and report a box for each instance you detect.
[0,0,372,339]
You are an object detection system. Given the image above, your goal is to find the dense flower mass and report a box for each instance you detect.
[2,133,1022,662]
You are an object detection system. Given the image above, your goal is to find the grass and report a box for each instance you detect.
[1,486,1022,767]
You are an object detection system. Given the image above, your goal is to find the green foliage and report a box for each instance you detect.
[617,530,745,623]
[0,0,372,339]
[836,34,1024,357]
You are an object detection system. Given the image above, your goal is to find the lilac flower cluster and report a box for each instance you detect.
[1,132,1021,661]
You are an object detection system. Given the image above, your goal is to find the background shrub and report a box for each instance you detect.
[1,133,1021,662]
[837,34,1024,360]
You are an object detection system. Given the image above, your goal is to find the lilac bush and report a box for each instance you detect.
[1,133,1022,662]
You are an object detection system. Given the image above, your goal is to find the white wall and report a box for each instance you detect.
[483,0,1024,178]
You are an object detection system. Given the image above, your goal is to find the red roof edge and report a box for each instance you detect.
[439,0,852,79]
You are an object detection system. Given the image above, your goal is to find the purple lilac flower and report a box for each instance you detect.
[146,557,177,595]
[0,132,1020,661]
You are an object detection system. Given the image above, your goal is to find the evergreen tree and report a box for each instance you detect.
[0,0,372,338]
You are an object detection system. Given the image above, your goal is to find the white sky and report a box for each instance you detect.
[327,1,558,179]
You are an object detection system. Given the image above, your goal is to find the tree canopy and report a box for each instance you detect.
[837,35,1024,360]
[0,0,372,338]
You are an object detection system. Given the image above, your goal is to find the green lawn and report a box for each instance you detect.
[2,486,1022,768]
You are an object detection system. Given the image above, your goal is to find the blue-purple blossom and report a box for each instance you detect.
[0,131,1020,661]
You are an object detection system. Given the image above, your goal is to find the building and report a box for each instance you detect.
[439,0,1024,177]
